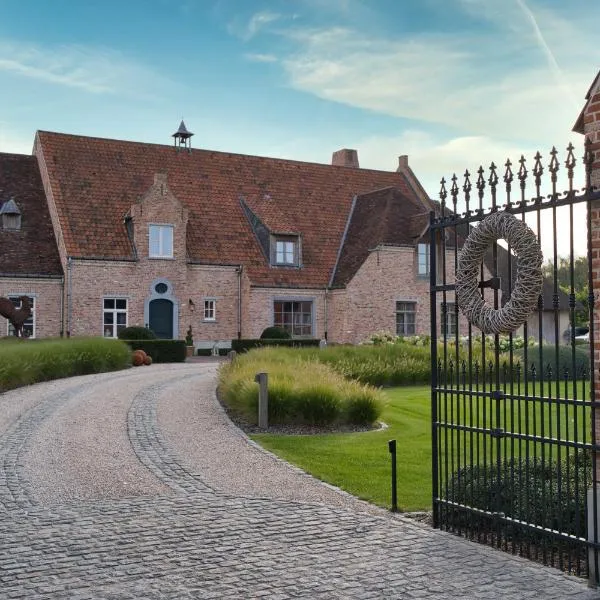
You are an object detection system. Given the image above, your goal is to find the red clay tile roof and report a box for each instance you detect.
[0,153,63,277]
[35,131,420,287]
[331,187,431,287]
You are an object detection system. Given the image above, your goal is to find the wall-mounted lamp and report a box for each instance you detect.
[189,298,195,312]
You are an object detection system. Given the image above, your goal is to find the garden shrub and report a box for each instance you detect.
[125,340,186,363]
[445,452,591,539]
[0,337,131,392]
[118,326,157,340]
[512,344,589,380]
[260,326,291,339]
[219,348,384,426]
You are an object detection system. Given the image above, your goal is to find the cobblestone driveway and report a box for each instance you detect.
[0,363,598,599]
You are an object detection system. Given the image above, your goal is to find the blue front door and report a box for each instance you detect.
[149,299,173,339]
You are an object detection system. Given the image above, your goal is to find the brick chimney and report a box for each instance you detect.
[397,155,409,170]
[332,149,359,168]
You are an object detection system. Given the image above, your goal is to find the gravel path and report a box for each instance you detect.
[0,362,598,599]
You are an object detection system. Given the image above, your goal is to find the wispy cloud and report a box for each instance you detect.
[228,11,282,41]
[264,1,598,147]
[245,53,278,63]
[0,41,170,96]
[514,0,577,109]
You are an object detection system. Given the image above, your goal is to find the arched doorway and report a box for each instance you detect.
[149,298,173,339]
[145,279,178,340]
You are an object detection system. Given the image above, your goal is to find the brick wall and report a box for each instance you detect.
[67,259,240,342]
[246,287,326,339]
[329,245,471,344]
[0,277,63,338]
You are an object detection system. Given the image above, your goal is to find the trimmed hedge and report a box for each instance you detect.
[446,452,591,540]
[231,338,321,353]
[0,337,131,392]
[124,340,187,363]
[117,326,156,340]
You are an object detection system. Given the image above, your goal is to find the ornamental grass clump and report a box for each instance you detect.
[293,344,431,386]
[0,337,131,392]
[219,348,384,427]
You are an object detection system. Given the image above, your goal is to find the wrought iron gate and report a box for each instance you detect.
[430,142,600,581]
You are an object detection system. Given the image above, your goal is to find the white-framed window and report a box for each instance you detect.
[271,236,299,266]
[204,299,216,321]
[417,243,429,277]
[441,302,457,337]
[149,224,174,258]
[7,295,35,338]
[103,298,127,338]
[395,301,416,336]
[274,300,313,337]
[276,240,295,264]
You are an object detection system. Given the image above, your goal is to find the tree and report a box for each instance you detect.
[541,256,589,325]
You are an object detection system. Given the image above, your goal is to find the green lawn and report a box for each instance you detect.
[251,382,593,513]
[252,386,432,511]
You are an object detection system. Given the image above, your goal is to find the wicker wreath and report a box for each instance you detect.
[455,211,543,334]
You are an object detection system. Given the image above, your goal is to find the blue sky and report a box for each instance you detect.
[0,0,599,252]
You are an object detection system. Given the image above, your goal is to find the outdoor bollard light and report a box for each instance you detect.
[388,439,398,513]
[254,372,268,430]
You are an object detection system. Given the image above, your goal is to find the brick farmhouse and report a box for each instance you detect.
[0,126,469,348]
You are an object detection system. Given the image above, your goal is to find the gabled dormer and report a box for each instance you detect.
[0,197,21,231]
[240,197,303,269]
[270,233,301,267]
[128,173,189,261]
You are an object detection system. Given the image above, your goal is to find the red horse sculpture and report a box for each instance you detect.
[0,296,32,337]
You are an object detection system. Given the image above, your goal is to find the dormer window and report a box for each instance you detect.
[149,224,173,258]
[0,198,21,231]
[272,235,300,267]
[276,240,295,264]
